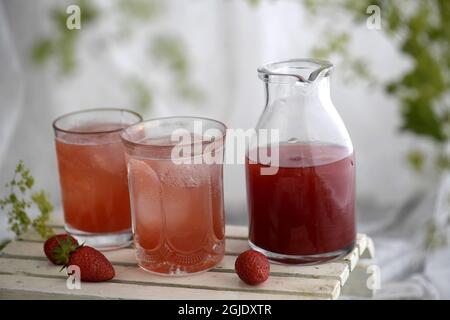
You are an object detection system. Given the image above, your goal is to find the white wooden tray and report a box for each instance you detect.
[0,220,374,300]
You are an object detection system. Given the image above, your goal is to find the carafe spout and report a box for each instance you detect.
[257,58,333,85]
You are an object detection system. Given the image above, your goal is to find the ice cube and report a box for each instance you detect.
[158,160,209,188]
[128,158,163,250]
[158,160,212,253]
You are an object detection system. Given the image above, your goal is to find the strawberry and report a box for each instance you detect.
[67,246,115,282]
[235,250,270,285]
[43,234,79,265]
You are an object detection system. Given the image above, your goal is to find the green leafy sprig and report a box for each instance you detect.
[0,161,54,239]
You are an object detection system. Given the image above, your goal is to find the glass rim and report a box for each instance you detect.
[53,108,143,135]
[121,115,227,148]
[257,58,333,83]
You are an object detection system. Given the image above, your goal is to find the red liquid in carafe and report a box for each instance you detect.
[246,142,356,257]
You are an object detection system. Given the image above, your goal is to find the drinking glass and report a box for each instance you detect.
[121,117,226,275]
[53,108,142,249]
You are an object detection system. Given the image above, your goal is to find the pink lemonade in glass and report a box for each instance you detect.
[53,109,142,249]
[121,117,226,275]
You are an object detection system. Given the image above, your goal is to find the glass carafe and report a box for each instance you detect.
[245,59,356,264]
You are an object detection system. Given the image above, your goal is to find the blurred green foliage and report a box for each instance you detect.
[407,150,425,173]
[32,0,98,74]
[301,0,450,173]
[310,31,372,82]
[127,77,153,113]
[151,36,204,102]
[247,0,261,7]
[425,219,447,250]
[31,0,203,112]
[118,0,162,21]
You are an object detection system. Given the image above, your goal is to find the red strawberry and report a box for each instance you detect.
[44,234,79,265]
[235,250,270,285]
[67,246,115,282]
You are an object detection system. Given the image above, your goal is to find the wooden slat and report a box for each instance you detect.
[340,247,359,271]
[0,258,339,299]
[1,240,350,284]
[0,274,308,300]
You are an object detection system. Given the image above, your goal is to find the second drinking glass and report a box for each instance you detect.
[121,117,226,275]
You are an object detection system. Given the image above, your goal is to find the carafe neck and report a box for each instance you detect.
[263,76,331,109]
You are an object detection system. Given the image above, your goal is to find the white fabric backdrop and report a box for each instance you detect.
[0,0,449,298]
